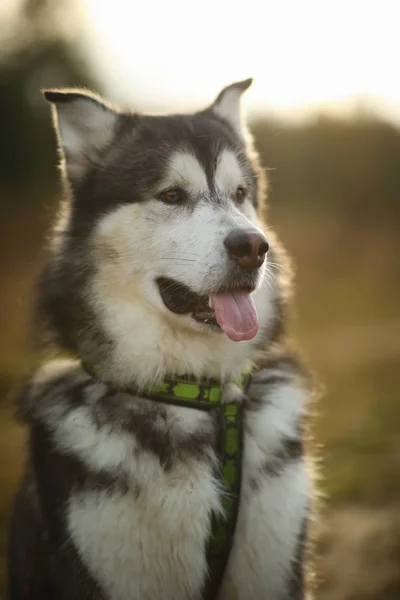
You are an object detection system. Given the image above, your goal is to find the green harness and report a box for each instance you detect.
[85,365,251,600]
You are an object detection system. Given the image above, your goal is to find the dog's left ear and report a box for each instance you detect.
[209,78,253,137]
[43,89,118,185]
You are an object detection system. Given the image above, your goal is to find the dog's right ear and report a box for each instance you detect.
[43,89,117,184]
[209,79,253,139]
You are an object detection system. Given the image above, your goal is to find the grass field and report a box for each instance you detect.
[0,202,399,598]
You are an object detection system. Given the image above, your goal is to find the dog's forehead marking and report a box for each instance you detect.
[165,152,208,195]
[214,149,243,193]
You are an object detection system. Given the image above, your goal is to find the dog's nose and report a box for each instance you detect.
[224,230,269,269]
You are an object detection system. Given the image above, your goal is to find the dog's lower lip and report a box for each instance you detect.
[156,277,218,328]
[156,277,255,330]
[192,312,220,329]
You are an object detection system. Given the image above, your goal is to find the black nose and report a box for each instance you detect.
[224,230,269,269]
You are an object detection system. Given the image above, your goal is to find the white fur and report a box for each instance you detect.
[220,462,309,600]
[53,403,138,473]
[68,489,209,600]
[245,380,307,460]
[214,150,244,195]
[162,152,208,195]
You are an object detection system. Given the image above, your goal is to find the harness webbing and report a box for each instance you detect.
[203,399,244,599]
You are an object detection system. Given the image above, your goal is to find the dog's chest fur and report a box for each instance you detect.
[28,359,308,600]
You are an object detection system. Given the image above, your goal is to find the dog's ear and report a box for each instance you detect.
[43,89,117,184]
[209,78,253,137]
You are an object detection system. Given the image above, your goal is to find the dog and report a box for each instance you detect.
[7,79,312,600]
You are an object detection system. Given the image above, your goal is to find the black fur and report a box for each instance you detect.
[31,422,107,599]
[288,517,308,599]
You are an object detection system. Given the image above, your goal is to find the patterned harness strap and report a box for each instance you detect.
[203,398,244,599]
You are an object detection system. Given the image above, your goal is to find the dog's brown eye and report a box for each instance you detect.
[235,186,247,203]
[159,189,182,203]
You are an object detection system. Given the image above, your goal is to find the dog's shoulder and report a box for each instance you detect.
[17,359,89,421]
[19,359,220,473]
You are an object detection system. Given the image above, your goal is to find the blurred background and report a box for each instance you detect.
[1,0,399,598]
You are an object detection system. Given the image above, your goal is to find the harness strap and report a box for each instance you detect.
[203,400,243,599]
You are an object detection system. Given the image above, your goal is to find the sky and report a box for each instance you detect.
[81,0,400,122]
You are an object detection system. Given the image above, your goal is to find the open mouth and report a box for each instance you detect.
[156,277,259,342]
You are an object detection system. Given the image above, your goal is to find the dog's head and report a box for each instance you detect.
[42,81,286,384]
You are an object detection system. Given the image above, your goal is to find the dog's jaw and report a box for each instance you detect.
[88,260,276,388]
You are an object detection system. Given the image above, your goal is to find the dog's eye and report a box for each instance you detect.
[158,188,183,204]
[235,186,247,203]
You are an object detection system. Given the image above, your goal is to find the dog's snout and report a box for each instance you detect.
[224,230,269,269]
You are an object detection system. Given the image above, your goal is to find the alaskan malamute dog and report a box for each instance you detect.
[8,80,312,600]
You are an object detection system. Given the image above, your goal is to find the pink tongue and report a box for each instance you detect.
[211,292,259,342]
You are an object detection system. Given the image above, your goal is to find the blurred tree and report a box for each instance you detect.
[251,114,400,222]
[0,0,99,207]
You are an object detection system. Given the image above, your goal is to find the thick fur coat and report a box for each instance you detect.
[8,80,312,600]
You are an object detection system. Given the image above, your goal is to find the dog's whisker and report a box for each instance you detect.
[160,281,195,295]
[262,268,276,292]
[157,258,197,263]
[266,262,284,273]
[263,277,274,292]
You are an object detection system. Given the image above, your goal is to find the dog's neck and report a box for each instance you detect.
[82,361,252,410]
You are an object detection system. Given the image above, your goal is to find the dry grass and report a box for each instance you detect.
[316,507,400,600]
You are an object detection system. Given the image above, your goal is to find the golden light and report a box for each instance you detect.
[82,0,400,121]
